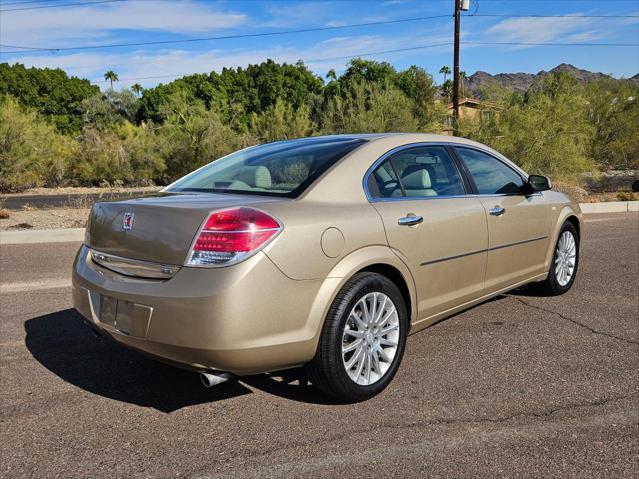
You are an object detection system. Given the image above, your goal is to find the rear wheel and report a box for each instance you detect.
[535,222,579,295]
[306,272,408,402]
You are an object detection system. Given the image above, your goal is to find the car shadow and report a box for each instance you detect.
[24,309,336,412]
[507,284,550,297]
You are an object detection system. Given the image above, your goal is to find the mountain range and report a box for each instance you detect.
[462,63,638,98]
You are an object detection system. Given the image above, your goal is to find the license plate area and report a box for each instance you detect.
[95,294,152,337]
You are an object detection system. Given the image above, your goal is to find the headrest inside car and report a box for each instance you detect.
[238,166,272,188]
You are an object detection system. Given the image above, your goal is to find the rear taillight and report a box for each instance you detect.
[186,207,281,266]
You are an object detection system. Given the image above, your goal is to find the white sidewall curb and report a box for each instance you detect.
[1,202,637,245]
[0,228,84,245]
[579,201,638,214]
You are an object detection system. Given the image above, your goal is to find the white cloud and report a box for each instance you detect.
[486,16,597,44]
[0,1,247,47]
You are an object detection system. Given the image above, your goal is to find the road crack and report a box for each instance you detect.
[200,391,638,470]
[512,296,639,346]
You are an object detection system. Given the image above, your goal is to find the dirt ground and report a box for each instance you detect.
[0,208,90,230]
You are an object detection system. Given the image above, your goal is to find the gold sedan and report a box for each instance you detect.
[72,134,581,402]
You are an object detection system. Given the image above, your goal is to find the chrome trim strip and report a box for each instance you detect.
[487,235,549,252]
[91,249,179,279]
[420,248,486,266]
[369,191,542,203]
[420,235,549,267]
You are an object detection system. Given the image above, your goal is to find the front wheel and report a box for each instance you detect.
[306,272,409,402]
[535,222,580,295]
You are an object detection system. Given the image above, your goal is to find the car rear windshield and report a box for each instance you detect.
[167,137,367,198]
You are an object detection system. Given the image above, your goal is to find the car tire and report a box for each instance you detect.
[306,272,409,403]
[534,221,580,296]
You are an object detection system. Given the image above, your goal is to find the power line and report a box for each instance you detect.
[466,13,639,19]
[0,0,126,11]
[0,14,453,54]
[465,41,639,47]
[0,0,68,5]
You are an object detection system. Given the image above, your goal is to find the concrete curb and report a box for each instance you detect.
[0,228,84,245]
[579,201,638,214]
[1,202,637,245]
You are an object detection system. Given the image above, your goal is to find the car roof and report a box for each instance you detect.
[277,132,488,145]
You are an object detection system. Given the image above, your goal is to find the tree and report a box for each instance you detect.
[459,71,467,97]
[441,79,453,101]
[585,79,639,170]
[131,83,143,97]
[439,66,451,83]
[0,63,99,133]
[104,70,119,89]
[80,89,139,130]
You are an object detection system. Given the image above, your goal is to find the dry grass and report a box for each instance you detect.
[616,191,637,202]
[0,208,10,219]
[66,193,94,209]
[551,180,590,203]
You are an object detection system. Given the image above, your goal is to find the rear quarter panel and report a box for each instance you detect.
[261,200,388,280]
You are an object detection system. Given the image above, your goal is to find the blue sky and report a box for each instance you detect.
[1,0,638,89]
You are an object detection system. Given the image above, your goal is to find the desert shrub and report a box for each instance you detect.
[0,96,76,192]
[155,92,247,180]
[72,122,164,185]
[249,99,315,142]
[616,191,636,201]
[460,73,596,176]
[319,81,418,133]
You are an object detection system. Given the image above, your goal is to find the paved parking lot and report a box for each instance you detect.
[1,213,637,478]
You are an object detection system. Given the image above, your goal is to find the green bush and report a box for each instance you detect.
[0,96,76,192]
[155,92,247,180]
[72,122,164,186]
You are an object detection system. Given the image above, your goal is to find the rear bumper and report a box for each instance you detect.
[72,245,324,375]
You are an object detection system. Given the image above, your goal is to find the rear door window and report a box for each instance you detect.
[369,146,466,198]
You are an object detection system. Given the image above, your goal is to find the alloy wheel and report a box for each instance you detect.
[555,230,577,287]
[341,292,400,386]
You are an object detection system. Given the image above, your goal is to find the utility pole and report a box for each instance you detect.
[452,0,469,135]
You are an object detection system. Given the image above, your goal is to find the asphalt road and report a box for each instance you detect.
[1,213,638,478]
[0,191,153,210]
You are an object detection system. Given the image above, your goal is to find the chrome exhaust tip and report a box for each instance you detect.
[200,371,231,388]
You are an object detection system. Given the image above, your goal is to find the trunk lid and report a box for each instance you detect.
[87,192,285,266]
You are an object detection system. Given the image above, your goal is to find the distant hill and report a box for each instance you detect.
[464,63,637,97]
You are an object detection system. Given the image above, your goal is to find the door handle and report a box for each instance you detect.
[398,215,423,226]
[489,206,506,216]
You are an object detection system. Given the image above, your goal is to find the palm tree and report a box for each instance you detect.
[442,79,453,102]
[439,65,451,83]
[326,69,337,82]
[131,83,143,97]
[103,70,119,89]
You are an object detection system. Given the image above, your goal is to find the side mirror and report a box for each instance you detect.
[526,174,551,192]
